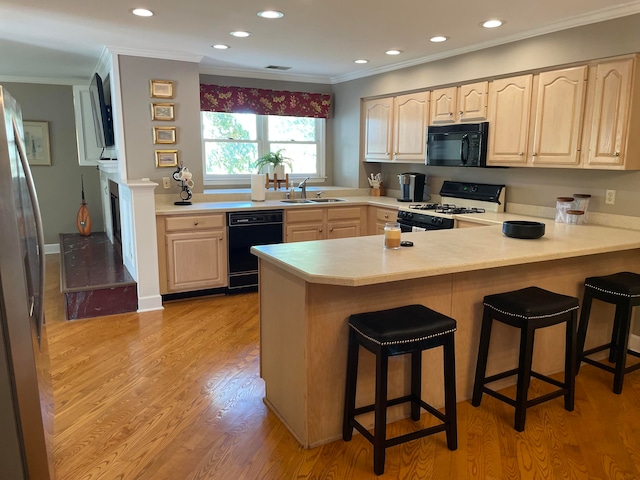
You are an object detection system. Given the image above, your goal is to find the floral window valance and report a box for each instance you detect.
[200,84,331,118]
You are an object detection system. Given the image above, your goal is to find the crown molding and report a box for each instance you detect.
[0,75,87,85]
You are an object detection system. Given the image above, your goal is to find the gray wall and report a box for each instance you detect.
[2,83,103,245]
[118,56,203,193]
[331,14,640,216]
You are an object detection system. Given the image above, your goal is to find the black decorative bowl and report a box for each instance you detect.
[502,220,545,239]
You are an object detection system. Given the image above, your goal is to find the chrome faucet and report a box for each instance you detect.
[298,177,310,199]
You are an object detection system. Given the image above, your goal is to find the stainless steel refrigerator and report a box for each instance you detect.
[0,86,55,479]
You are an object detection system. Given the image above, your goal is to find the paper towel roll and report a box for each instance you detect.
[251,174,266,201]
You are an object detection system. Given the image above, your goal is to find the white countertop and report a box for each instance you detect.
[251,221,640,287]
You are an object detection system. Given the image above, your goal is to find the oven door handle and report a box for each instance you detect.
[460,134,469,165]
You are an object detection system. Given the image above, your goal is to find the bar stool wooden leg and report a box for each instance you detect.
[443,333,458,449]
[613,303,632,394]
[410,351,421,421]
[373,353,389,476]
[576,290,593,375]
[472,309,493,407]
[342,329,359,441]
[514,325,535,432]
[565,310,577,410]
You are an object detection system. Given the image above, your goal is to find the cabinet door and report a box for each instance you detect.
[286,223,324,242]
[531,66,587,166]
[393,92,429,162]
[327,220,361,239]
[458,81,488,122]
[585,59,633,168]
[486,75,533,166]
[364,97,394,161]
[430,87,457,124]
[166,230,227,292]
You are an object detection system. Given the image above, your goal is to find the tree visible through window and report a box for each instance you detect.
[201,111,324,184]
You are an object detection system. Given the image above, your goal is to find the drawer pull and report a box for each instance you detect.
[194,221,199,226]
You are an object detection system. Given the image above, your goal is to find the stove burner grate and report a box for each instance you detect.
[408,204,486,214]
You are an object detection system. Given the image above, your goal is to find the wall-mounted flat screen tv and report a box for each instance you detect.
[89,72,114,148]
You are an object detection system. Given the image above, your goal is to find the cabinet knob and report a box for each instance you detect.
[219,236,223,240]
[319,228,323,233]
[448,112,453,117]
[458,111,463,116]
[329,227,333,232]
[532,152,537,156]
[384,214,389,219]
[518,152,524,156]
[194,221,199,226]
[614,151,620,157]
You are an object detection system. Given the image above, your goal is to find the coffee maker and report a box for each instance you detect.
[397,172,426,202]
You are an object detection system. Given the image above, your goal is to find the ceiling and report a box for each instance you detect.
[1,0,640,85]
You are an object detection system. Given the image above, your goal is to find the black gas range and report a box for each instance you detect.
[396,181,505,232]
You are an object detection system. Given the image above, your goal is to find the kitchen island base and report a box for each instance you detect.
[258,249,640,448]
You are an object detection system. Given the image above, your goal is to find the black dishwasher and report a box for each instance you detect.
[227,210,284,291]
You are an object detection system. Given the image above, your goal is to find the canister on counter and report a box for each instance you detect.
[555,197,574,223]
[573,194,591,223]
[566,210,585,225]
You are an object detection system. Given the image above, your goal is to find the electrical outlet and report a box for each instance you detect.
[162,177,171,189]
[606,189,616,205]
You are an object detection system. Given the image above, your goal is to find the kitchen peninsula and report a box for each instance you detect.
[251,221,640,448]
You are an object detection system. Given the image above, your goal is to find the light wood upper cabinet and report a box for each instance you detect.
[430,87,457,124]
[583,56,640,169]
[430,82,488,124]
[364,92,429,163]
[486,75,533,166]
[487,67,587,167]
[531,66,588,166]
[363,97,394,161]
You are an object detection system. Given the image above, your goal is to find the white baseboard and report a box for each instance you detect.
[44,243,60,254]
[137,295,164,313]
[630,333,640,353]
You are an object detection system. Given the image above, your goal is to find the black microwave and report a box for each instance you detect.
[426,122,488,167]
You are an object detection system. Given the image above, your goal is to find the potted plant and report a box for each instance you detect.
[253,149,293,177]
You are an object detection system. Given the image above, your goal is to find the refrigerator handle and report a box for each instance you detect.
[13,118,46,337]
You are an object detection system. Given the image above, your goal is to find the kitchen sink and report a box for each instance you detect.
[280,199,313,204]
[309,198,346,203]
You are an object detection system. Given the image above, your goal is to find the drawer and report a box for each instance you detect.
[327,206,363,221]
[286,208,324,224]
[164,214,225,232]
[375,208,397,222]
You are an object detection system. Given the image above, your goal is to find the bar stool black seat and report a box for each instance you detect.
[472,286,579,432]
[576,271,640,394]
[342,304,457,475]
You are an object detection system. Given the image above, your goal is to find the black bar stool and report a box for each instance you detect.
[342,304,457,475]
[576,272,640,394]
[472,286,578,432]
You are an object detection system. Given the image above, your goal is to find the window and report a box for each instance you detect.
[202,111,325,185]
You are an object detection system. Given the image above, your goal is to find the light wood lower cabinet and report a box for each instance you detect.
[455,219,484,228]
[367,206,399,235]
[156,213,227,294]
[285,207,365,242]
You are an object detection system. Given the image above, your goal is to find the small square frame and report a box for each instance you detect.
[151,103,175,121]
[155,149,178,168]
[153,126,176,144]
[23,121,52,166]
[150,79,174,99]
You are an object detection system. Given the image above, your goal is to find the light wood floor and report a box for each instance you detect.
[44,255,640,479]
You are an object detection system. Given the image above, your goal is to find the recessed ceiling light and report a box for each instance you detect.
[354,59,369,64]
[257,10,284,19]
[482,19,503,28]
[212,44,230,50]
[385,49,403,55]
[430,36,447,43]
[132,8,153,17]
[230,31,251,38]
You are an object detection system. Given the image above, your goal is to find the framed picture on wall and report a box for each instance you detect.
[153,126,176,144]
[151,103,175,121]
[23,121,52,166]
[155,149,178,168]
[150,79,174,98]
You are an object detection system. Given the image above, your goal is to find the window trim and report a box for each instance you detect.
[201,112,326,186]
